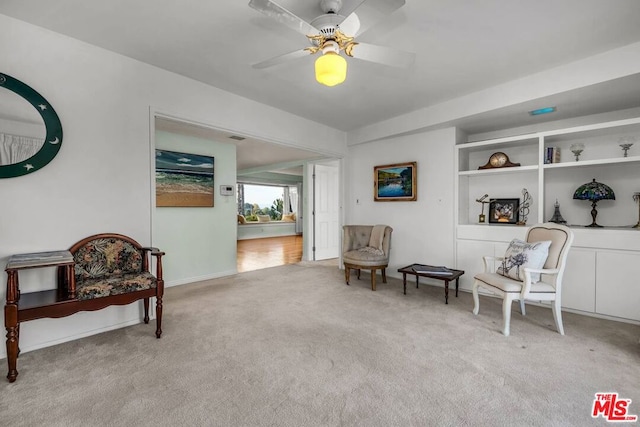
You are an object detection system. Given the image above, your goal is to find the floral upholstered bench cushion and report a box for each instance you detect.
[72,236,155,300]
[76,272,157,300]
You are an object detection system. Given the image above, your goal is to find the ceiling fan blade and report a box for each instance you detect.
[350,42,415,68]
[249,0,318,36]
[348,0,406,37]
[334,0,367,21]
[338,11,361,36]
[252,49,311,69]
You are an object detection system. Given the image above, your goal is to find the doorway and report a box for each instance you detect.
[236,181,303,272]
[151,111,342,280]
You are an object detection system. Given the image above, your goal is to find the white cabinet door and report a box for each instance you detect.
[456,239,495,292]
[561,248,596,313]
[596,250,640,321]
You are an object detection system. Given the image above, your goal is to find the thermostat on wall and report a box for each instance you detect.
[220,185,234,196]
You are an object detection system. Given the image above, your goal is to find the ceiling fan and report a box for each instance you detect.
[248,0,415,86]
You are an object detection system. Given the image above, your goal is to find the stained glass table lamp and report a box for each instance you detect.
[573,179,615,227]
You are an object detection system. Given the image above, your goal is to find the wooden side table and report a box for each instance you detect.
[397,263,464,304]
[4,250,75,382]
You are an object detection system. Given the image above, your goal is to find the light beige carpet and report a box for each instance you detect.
[0,262,638,426]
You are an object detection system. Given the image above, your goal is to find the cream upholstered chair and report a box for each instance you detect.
[472,223,574,336]
[343,225,392,291]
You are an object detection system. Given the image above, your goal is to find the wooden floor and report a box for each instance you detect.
[237,235,303,273]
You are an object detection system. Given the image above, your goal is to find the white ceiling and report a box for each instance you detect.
[3,0,640,169]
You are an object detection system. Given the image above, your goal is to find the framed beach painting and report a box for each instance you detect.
[155,149,214,207]
[374,162,417,202]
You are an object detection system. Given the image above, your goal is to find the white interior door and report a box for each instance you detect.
[313,161,340,260]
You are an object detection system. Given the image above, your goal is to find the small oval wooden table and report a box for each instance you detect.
[397,264,465,304]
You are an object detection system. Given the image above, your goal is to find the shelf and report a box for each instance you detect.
[6,250,73,270]
[457,115,640,232]
[458,223,640,251]
[459,132,538,150]
[541,117,640,140]
[459,223,640,231]
[459,165,538,176]
[543,155,640,169]
[19,289,69,310]
[456,116,640,325]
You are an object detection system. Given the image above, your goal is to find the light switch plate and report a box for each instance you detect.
[220,185,234,196]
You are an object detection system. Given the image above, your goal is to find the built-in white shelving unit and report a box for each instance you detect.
[454,116,640,324]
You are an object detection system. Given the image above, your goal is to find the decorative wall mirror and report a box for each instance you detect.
[0,73,63,178]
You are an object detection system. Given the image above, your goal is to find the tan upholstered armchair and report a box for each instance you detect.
[342,225,393,291]
[472,223,574,336]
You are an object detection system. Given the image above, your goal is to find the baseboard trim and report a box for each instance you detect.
[0,318,143,360]
[165,270,238,288]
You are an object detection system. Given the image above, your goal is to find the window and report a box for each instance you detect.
[237,183,294,221]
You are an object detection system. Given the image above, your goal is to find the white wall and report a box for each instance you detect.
[0,14,346,358]
[154,130,237,286]
[345,128,457,278]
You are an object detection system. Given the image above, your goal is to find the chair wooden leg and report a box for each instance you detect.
[520,300,526,316]
[5,304,19,382]
[371,269,376,291]
[357,269,361,280]
[502,295,514,337]
[382,268,387,283]
[344,266,350,285]
[155,296,163,339]
[143,298,150,324]
[472,280,480,315]
[552,299,565,335]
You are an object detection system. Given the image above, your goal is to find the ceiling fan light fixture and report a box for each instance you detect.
[315,42,347,87]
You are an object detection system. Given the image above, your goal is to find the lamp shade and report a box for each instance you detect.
[573,178,615,227]
[573,178,615,201]
[315,51,347,87]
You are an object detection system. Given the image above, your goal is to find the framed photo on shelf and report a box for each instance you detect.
[373,162,417,202]
[489,198,520,224]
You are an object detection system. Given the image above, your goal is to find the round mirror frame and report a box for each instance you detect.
[0,73,63,178]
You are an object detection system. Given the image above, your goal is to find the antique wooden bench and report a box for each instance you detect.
[4,233,165,382]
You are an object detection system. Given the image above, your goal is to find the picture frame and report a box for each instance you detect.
[374,162,417,202]
[489,198,520,224]
[155,149,215,207]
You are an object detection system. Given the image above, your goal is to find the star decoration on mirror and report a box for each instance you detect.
[38,104,47,111]
[24,164,34,171]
